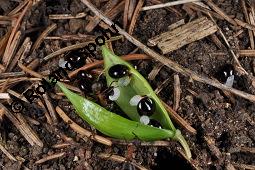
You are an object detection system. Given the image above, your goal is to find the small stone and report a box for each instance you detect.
[69,19,85,33]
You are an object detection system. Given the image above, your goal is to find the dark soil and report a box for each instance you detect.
[0,0,254,170]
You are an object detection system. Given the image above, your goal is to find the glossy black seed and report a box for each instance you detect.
[137,97,155,116]
[216,64,235,83]
[108,64,129,78]
[149,119,162,128]
[65,51,86,69]
[78,80,92,92]
[77,71,93,81]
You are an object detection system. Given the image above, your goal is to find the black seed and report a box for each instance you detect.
[215,64,235,83]
[149,119,162,128]
[108,64,129,78]
[77,71,93,81]
[65,51,86,69]
[78,80,92,92]
[137,97,155,116]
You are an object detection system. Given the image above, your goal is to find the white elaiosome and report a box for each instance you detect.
[129,95,142,106]
[140,115,150,125]
[108,87,120,101]
[225,75,234,87]
[58,58,67,68]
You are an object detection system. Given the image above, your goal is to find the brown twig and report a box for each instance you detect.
[17,61,43,78]
[123,0,130,30]
[35,152,66,164]
[7,37,32,72]
[56,106,112,146]
[49,12,87,20]
[235,18,255,31]
[2,31,21,69]
[128,0,144,35]
[141,0,200,11]
[32,23,57,52]
[80,0,255,103]
[173,74,181,111]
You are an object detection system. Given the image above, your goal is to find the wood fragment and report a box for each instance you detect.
[148,63,164,80]
[56,106,112,146]
[241,0,254,49]
[98,153,148,170]
[52,143,71,149]
[7,37,32,72]
[235,18,255,31]
[210,34,225,49]
[35,152,66,164]
[155,78,171,94]
[42,92,58,124]
[128,0,144,35]
[44,34,95,41]
[141,0,200,11]
[123,0,130,30]
[232,163,255,170]
[17,61,43,78]
[173,74,181,111]
[2,31,22,68]
[249,12,255,37]
[239,49,255,57]
[148,17,217,54]
[32,24,57,52]
[205,0,236,26]
[0,103,43,147]
[49,12,87,20]
[80,0,255,102]
[0,30,11,59]
[0,143,17,161]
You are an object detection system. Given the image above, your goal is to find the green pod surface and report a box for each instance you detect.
[102,45,175,131]
[57,82,175,141]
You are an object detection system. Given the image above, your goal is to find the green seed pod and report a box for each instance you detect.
[102,45,175,131]
[57,82,175,141]
[102,45,191,159]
